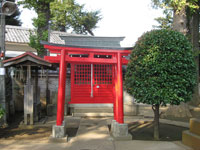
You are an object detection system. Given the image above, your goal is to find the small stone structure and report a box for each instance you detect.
[111,120,132,140]
[182,118,200,150]
[3,52,51,125]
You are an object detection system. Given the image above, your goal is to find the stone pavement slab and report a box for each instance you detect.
[67,118,114,150]
[115,141,193,150]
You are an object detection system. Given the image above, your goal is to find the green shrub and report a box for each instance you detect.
[0,105,5,119]
[125,29,197,140]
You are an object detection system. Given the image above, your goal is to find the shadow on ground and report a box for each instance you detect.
[128,121,188,141]
[0,113,78,140]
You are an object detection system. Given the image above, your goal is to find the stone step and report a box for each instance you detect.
[69,104,113,108]
[73,112,114,117]
[69,104,114,116]
[190,118,200,136]
[182,130,200,150]
[74,107,113,113]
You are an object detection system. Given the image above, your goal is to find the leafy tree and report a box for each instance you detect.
[152,0,200,106]
[125,29,197,140]
[19,0,52,56]
[19,0,101,56]
[50,0,101,35]
[153,10,172,29]
[5,0,22,26]
[151,0,199,34]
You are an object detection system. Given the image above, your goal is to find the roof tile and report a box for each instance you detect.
[5,25,83,44]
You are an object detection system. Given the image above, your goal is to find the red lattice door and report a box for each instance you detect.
[70,63,115,103]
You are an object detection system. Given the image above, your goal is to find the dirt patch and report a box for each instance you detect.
[128,121,188,141]
[0,125,78,140]
[0,125,51,140]
[0,113,78,141]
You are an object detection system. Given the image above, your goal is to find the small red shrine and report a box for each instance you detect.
[42,36,132,138]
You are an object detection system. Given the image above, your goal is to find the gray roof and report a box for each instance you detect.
[60,36,125,47]
[3,52,52,67]
[5,25,84,44]
[5,25,127,48]
[41,41,133,50]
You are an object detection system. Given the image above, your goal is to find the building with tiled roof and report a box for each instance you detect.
[5,25,84,57]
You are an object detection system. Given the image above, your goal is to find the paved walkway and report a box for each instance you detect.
[0,117,192,150]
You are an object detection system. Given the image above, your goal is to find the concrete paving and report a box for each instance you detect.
[115,141,192,150]
[0,117,193,150]
[66,118,114,150]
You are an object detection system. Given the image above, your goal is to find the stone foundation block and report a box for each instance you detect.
[182,130,200,150]
[190,118,200,136]
[111,120,116,133]
[52,125,66,138]
[49,135,68,143]
[111,120,132,140]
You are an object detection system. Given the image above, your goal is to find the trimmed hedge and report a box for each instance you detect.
[125,29,197,106]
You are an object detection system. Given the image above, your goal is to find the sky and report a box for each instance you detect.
[19,0,163,47]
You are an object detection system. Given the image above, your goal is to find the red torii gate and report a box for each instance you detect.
[43,42,132,126]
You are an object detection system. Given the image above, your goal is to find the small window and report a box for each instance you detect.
[94,55,112,59]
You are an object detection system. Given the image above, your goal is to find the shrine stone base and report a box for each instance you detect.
[50,120,68,142]
[111,120,132,140]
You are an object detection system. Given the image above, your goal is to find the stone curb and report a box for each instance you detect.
[160,119,189,128]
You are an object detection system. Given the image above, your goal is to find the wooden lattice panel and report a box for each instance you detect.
[74,64,91,85]
[94,64,113,85]
[71,63,114,103]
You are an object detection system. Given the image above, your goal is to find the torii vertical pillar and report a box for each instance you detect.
[52,49,67,139]
[56,49,67,126]
[111,52,132,140]
[116,52,124,123]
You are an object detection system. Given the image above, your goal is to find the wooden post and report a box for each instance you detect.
[56,50,67,126]
[34,68,40,121]
[24,65,34,125]
[114,64,118,121]
[46,68,50,114]
[115,53,124,124]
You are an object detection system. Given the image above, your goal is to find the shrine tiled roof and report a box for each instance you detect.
[3,52,52,67]
[5,25,84,44]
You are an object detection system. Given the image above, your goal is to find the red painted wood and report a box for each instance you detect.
[43,44,131,124]
[56,50,67,126]
[116,53,124,124]
[122,58,129,65]
[70,63,115,103]
[113,64,117,121]
[44,44,131,54]
[66,54,117,64]
[44,55,117,64]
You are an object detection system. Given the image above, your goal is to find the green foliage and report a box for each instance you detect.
[19,0,52,56]
[29,30,48,56]
[19,0,101,55]
[152,0,199,30]
[125,29,197,106]
[151,0,199,12]
[153,10,173,29]
[50,0,101,35]
[18,0,54,10]
[0,105,5,119]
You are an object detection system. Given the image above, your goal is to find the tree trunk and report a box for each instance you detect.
[188,3,200,106]
[36,2,51,57]
[36,3,50,38]
[152,104,160,140]
[172,7,188,35]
